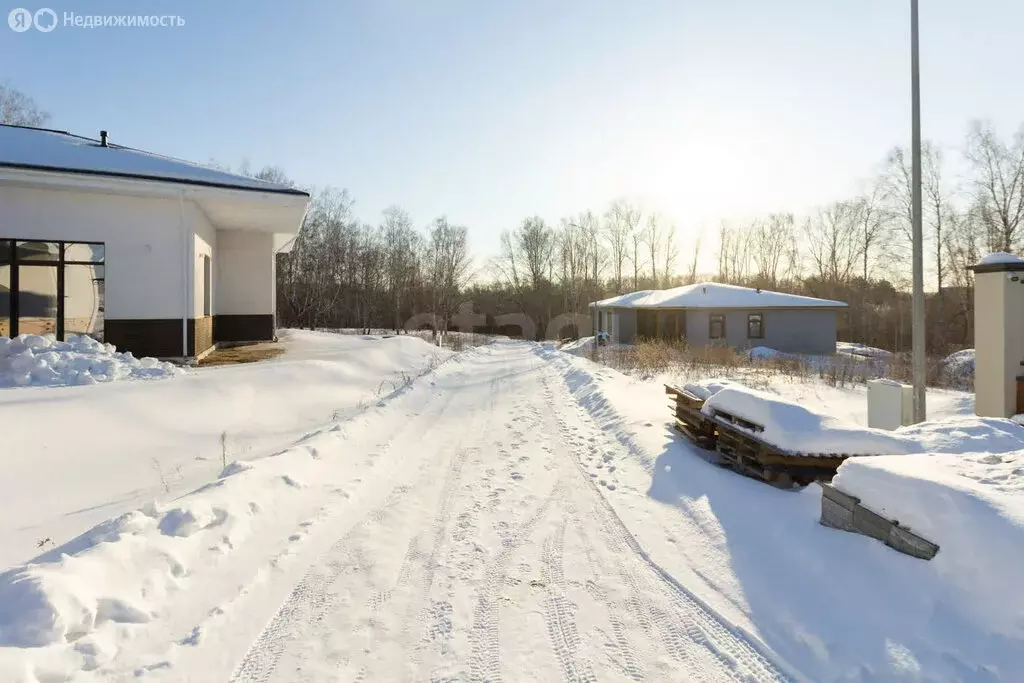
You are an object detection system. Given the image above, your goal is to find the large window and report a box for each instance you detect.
[747,312,764,339]
[709,313,726,340]
[0,239,105,341]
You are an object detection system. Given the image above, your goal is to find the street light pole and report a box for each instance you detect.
[910,0,927,422]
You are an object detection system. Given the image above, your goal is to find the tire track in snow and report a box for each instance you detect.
[570,510,647,682]
[468,479,560,683]
[227,479,415,683]
[541,518,597,683]
[395,444,473,677]
[540,368,790,683]
[229,388,461,682]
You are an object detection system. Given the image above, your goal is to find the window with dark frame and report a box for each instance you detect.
[747,312,764,339]
[709,313,725,339]
[0,238,105,341]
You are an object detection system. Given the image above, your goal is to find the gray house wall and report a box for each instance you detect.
[686,308,837,354]
[613,308,636,344]
[594,306,838,354]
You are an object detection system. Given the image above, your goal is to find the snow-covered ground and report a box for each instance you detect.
[833,451,1024,673]
[543,349,1024,680]
[1,334,1019,681]
[0,330,450,569]
[0,341,789,682]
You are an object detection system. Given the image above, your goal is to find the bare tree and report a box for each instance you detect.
[0,85,49,126]
[717,222,752,283]
[854,183,886,282]
[278,188,354,329]
[381,206,419,332]
[685,229,703,284]
[643,213,662,286]
[662,222,677,287]
[557,218,590,335]
[605,200,640,293]
[965,121,1024,253]
[751,213,794,289]
[427,217,472,333]
[804,201,860,284]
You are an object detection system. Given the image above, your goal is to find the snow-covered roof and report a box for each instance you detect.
[593,282,847,309]
[978,251,1024,266]
[0,124,308,196]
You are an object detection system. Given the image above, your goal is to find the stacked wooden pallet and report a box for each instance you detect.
[665,384,861,488]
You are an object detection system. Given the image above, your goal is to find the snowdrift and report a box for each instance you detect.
[941,348,975,386]
[0,329,450,570]
[0,334,182,388]
[835,341,892,359]
[833,451,1024,643]
[0,457,293,650]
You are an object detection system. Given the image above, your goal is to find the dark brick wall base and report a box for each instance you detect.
[104,314,274,359]
[213,314,274,343]
[105,319,187,359]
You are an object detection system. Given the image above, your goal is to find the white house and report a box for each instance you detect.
[0,124,310,360]
[592,282,848,355]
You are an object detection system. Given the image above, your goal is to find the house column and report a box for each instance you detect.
[970,255,1024,417]
[214,230,275,343]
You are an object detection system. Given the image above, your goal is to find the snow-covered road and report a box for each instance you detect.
[7,335,1017,682]
[228,342,784,682]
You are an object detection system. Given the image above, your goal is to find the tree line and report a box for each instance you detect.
[5,85,1023,352]
[274,119,1023,352]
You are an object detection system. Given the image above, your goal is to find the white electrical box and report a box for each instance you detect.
[867,379,914,431]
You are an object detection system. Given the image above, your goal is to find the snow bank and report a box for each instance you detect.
[747,346,797,361]
[0,330,450,569]
[942,348,975,386]
[833,451,1024,641]
[694,379,1024,456]
[0,469,250,648]
[560,336,597,352]
[0,335,182,388]
[835,341,892,359]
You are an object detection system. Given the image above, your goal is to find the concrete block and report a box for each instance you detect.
[820,496,855,531]
[887,525,940,560]
[820,483,860,511]
[852,505,894,542]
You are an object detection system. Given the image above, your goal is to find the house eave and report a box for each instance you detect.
[0,162,309,197]
[592,304,848,311]
[0,165,310,234]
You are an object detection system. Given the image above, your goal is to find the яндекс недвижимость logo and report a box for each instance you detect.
[8,7,56,32]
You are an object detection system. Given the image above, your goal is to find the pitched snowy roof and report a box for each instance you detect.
[0,124,308,196]
[593,282,847,309]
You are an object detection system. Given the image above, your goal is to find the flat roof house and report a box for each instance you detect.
[0,124,310,360]
[592,282,848,355]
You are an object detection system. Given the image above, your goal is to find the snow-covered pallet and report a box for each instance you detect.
[665,384,865,488]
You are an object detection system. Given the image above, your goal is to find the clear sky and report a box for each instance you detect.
[3,0,1024,268]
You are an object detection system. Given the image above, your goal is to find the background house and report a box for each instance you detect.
[0,124,310,359]
[592,282,848,355]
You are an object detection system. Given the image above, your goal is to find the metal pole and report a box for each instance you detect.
[910,0,927,423]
